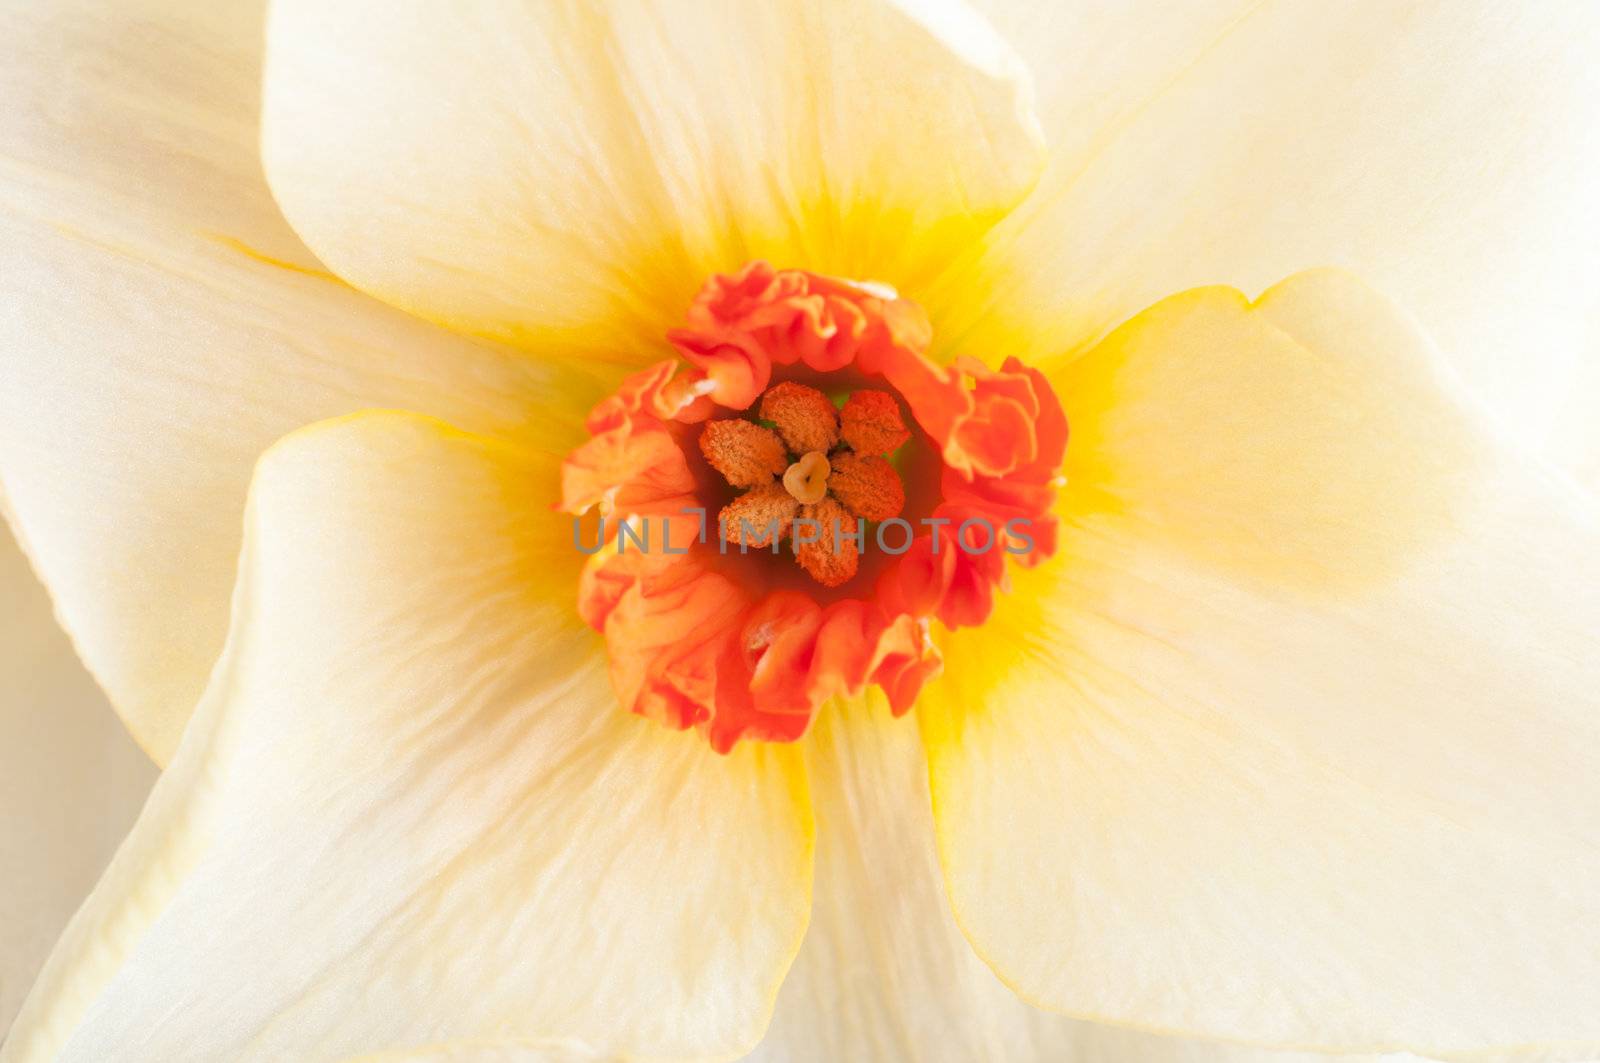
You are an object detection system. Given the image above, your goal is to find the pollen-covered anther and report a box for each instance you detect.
[782,450,831,504]
[794,497,859,587]
[699,419,788,487]
[759,381,839,454]
[721,482,799,547]
[826,451,905,522]
[839,389,910,455]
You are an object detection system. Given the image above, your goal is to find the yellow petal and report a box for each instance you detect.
[3,414,811,1062]
[0,0,595,765]
[920,272,1600,1054]
[745,694,1400,1063]
[261,0,1043,355]
[945,1,1600,480]
[0,512,155,1034]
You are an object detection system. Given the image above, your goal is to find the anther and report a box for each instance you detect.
[839,389,910,455]
[760,381,839,454]
[794,497,859,587]
[720,482,799,548]
[826,452,905,522]
[699,419,788,487]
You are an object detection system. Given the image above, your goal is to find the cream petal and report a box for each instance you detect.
[2,414,812,1062]
[742,694,1410,1063]
[920,272,1600,1054]
[744,694,1074,1062]
[0,513,156,1036]
[946,0,1600,484]
[970,2,1261,162]
[0,0,596,764]
[261,0,1043,355]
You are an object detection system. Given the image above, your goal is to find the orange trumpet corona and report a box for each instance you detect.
[559,262,1067,751]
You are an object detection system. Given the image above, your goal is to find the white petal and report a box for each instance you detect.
[921,272,1600,1054]
[741,695,1405,1063]
[745,695,1074,1062]
[0,513,154,1036]
[261,0,1043,354]
[0,0,588,763]
[3,414,811,1062]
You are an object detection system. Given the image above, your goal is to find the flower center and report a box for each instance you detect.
[699,378,913,588]
[558,262,1067,751]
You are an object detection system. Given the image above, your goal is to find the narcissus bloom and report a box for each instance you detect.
[4,1,1600,1062]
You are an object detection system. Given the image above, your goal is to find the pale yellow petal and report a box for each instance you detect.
[261,0,1043,356]
[743,694,1408,1063]
[0,0,598,764]
[0,513,155,1036]
[921,272,1600,1054]
[2,414,811,1062]
[944,1,1600,482]
[971,2,1261,161]
[747,694,1074,1062]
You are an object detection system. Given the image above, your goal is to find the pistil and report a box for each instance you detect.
[782,451,831,504]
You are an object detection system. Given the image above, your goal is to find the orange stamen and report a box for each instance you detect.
[839,389,910,455]
[795,497,860,588]
[759,381,839,455]
[699,419,788,487]
[720,482,799,548]
[826,451,905,522]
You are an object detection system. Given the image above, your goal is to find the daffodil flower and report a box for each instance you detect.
[4,1,1600,1062]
